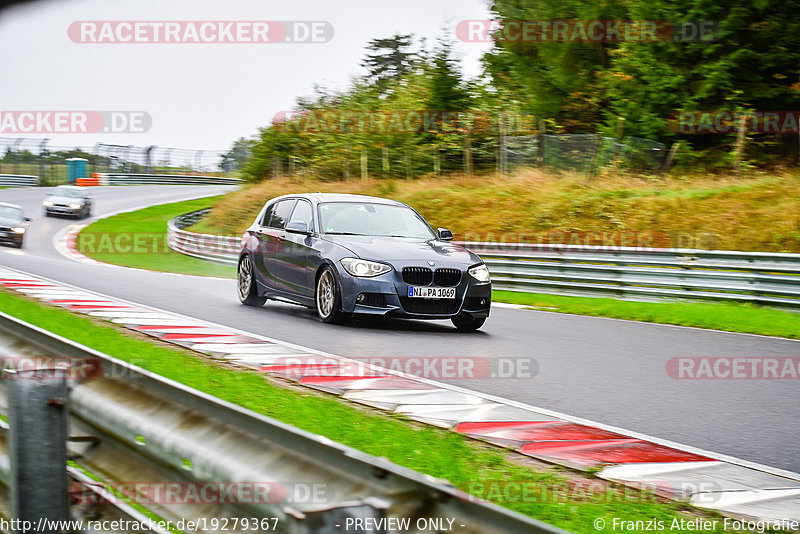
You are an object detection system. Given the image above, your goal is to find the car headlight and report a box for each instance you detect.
[43,200,53,206]
[69,203,82,209]
[11,227,25,234]
[340,258,392,277]
[469,264,491,283]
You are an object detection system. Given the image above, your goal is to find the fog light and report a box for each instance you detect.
[480,299,487,306]
[356,294,366,303]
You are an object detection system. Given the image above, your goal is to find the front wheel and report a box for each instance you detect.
[238,255,266,306]
[451,313,486,331]
[316,266,344,324]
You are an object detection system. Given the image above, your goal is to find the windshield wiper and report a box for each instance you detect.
[325,232,363,236]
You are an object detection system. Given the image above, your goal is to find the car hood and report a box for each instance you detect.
[323,235,481,265]
[46,195,83,204]
[0,216,22,228]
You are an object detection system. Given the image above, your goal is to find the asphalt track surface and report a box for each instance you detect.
[1,185,798,473]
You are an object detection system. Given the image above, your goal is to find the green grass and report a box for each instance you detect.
[0,288,754,533]
[77,197,235,278]
[493,291,800,339]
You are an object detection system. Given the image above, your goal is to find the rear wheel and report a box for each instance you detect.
[451,313,485,331]
[238,255,266,306]
[316,266,344,324]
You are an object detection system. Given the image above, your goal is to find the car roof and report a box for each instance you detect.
[279,193,403,206]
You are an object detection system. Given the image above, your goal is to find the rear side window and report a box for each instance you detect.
[259,203,276,226]
[267,199,297,229]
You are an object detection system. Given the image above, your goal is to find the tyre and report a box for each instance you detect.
[451,313,486,331]
[315,266,344,324]
[237,255,266,306]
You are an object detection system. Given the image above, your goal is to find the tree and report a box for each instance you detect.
[220,137,253,172]
[484,0,628,125]
[427,40,471,112]
[601,0,800,140]
[362,34,418,93]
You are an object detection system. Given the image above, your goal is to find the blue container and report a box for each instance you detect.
[66,158,88,183]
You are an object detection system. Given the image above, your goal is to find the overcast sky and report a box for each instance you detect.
[0,0,493,152]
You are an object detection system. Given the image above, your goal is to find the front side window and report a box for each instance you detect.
[288,200,314,230]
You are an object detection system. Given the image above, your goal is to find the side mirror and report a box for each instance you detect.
[285,221,311,235]
[23,217,31,222]
[437,228,454,241]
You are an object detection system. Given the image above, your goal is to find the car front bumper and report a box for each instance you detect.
[0,230,24,245]
[45,205,83,216]
[336,265,491,320]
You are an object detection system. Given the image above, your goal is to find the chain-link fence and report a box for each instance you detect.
[259,132,669,182]
[504,134,667,175]
[0,138,233,185]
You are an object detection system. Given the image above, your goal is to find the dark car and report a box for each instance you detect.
[237,193,491,330]
[0,202,31,249]
[43,185,93,218]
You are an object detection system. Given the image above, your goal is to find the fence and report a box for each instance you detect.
[504,135,667,174]
[166,211,800,308]
[0,311,564,534]
[168,208,239,264]
[0,174,38,187]
[263,133,669,181]
[94,173,242,186]
[0,137,235,185]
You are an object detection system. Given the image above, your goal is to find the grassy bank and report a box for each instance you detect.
[494,291,800,339]
[189,170,800,252]
[76,197,235,278]
[0,288,754,533]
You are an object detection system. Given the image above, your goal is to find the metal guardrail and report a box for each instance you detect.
[96,173,243,185]
[0,174,38,187]
[0,311,564,534]
[166,211,800,307]
[168,208,240,265]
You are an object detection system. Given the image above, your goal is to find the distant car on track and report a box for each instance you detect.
[237,193,491,330]
[43,185,93,218]
[0,202,31,249]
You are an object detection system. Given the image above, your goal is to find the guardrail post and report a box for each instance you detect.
[7,364,70,533]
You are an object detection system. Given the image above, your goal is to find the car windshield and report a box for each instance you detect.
[52,187,84,198]
[319,202,435,239]
[0,206,22,220]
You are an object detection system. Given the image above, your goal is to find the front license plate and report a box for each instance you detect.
[408,286,456,299]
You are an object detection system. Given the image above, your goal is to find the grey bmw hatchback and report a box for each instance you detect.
[237,193,491,330]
